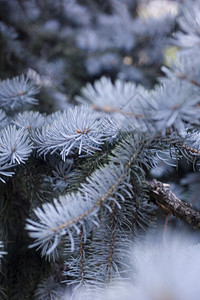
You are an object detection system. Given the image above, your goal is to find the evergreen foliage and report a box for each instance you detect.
[1,0,200,299]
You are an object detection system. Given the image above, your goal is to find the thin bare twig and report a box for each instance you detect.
[148,179,200,229]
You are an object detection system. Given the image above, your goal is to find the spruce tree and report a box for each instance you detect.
[1,0,200,299]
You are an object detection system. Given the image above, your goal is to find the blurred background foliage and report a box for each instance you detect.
[0,0,179,113]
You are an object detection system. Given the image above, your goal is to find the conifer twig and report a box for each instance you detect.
[148,179,200,229]
[178,72,200,88]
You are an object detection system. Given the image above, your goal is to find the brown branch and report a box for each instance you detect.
[80,226,85,284]
[179,144,200,155]
[92,104,143,118]
[148,179,200,229]
[177,72,200,88]
[106,204,115,285]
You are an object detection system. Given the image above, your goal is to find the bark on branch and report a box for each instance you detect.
[148,179,200,229]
